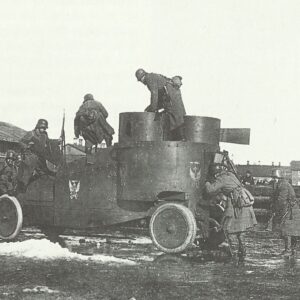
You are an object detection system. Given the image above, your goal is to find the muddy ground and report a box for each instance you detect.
[0,224,300,300]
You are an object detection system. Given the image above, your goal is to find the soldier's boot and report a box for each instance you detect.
[85,146,92,154]
[172,126,185,141]
[281,236,292,256]
[225,233,235,258]
[105,136,112,147]
[15,181,27,194]
[291,236,297,256]
[265,215,273,231]
[0,186,7,197]
[237,233,246,263]
[238,244,246,263]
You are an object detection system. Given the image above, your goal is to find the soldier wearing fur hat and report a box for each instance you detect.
[0,150,18,195]
[205,163,257,262]
[74,93,115,153]
[271,169,299,256]
[17,119,53,191]
[135,68,186,141]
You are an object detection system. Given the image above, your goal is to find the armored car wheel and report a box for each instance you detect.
[150,203,197,253]
[0,195,23,240]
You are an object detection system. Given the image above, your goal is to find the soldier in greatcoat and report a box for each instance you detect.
[0,150,18,195]
[17,119,53,191]
[135,69,186,141]
[74,94,115,153]
[271,169,299,256]
[205,163,257,262]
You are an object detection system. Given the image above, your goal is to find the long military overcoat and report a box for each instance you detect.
[143,73,186,131]
[272,179,300,236]
[205,171,257,234]
[18,129,51,186]
[74,99,114,146]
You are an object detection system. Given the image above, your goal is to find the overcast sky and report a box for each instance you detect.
[1,0,300,165]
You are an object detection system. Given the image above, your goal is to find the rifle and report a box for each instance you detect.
[222,150,241,181]
[60,110,66,155]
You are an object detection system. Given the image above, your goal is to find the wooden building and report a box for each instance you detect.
[65,143,86,163]
[0,121,26,165]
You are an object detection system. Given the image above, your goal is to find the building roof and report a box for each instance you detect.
[291,161,300,170]
[66,143,86,153]
[0,122,27,143]
[236,164,290,178]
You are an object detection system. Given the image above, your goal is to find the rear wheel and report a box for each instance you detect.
[149,203,197,253]
[0,195,23,240]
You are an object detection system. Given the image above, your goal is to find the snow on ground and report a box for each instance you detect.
[62,234,152,246]
[129,237,152,244]
[247,258,284,268]
[23,286,60,294]
[0,239,136,265]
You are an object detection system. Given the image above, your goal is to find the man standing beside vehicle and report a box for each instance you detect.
[205,163,257,263]
[271,169,299,256]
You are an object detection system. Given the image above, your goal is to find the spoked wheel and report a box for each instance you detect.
[0,195,23,240]
[149,203,197,253]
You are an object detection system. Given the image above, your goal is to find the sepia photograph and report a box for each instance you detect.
[0,1,300,299]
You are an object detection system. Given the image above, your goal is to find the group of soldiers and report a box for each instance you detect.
[0,150,19,196]
[0,68,186,194]
[1,68,297,262]
[74,68,187,152]
[0,118,53,195]
[204,161,299,263]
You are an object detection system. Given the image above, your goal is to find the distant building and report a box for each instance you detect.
[290,161,300,186]
[66,139,107,163]
[65,143,86,163]
[0,121,26,166]
[236,162,291,185]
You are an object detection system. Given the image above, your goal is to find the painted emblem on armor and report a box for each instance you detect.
[189,162,201,182]
[69,180,81,200]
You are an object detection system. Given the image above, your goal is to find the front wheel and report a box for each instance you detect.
[0,195,23,240]
[149,203,197,253]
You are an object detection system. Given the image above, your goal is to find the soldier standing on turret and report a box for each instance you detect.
[74,93,115,153]
[135,68,186,141]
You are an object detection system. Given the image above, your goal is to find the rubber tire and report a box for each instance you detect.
[0,195,23,240]
[149,203,197,254]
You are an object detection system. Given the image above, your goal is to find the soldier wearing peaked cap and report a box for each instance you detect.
[271,169,300,256]
[135,68,186,141]
[17,119,54,191]
[74,93,115,153]
[0,150,18,195]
